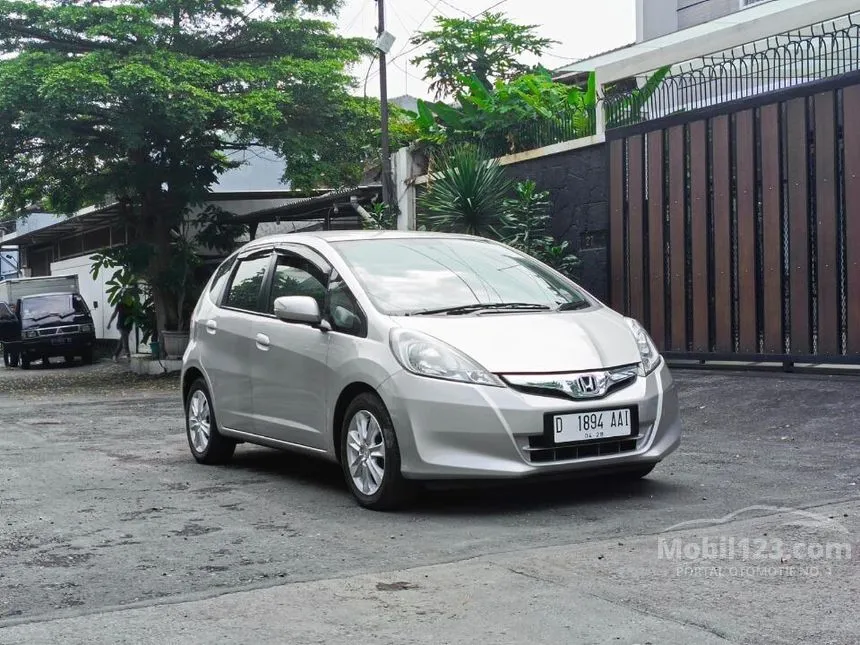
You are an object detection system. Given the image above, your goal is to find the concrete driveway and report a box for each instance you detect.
[0,365,857,644]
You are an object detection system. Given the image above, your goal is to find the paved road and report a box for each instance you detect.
[0,364,858,643]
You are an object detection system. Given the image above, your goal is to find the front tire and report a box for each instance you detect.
[185,379,236,465]
[20,355,30,370]
[340,392,412,511]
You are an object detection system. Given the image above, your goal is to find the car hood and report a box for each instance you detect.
[393,308,642,373]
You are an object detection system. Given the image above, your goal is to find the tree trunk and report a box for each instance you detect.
[142,197,181,333]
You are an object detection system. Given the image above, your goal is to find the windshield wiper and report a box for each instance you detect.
[411,302,552,316]
[555,301,590,311]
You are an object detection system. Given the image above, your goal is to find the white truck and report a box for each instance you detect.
[0,275,80,303]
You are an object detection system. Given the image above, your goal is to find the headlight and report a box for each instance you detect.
[625,318,661,375]
[80,324,94,333]
[389,328,504,387]
[22,330,38,339]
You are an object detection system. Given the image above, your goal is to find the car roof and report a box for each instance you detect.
[247,230,486,249]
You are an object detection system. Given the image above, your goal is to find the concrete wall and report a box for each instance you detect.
[637,0,679,42]
[638,0,779,41]
[501,144,610,303]
[678,0,740,29]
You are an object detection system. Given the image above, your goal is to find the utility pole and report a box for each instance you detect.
[376,0,392,212]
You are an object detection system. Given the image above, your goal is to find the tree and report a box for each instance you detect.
[410,12,555,99]
[0,0,373,333]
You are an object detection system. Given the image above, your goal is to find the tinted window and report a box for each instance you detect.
[331,237,589,315]
[72,294,90,315]
[327,273,365,336]
[269,256,327,313]
[224,255,271,312]
[209,254,237,303]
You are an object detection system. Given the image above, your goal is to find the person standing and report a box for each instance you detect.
[107,298,133,361]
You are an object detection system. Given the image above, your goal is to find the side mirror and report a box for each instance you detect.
[273,296,323,326]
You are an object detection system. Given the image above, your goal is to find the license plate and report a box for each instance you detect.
[552,408,633,444]
[51,337,70,345]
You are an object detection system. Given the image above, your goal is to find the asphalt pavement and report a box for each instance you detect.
[0,363,857,644]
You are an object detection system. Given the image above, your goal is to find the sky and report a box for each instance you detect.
[334,0,637,100]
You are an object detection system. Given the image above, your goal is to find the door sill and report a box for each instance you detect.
[221,427,329,455]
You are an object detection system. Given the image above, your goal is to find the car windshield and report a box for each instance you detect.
[331,237,590,315]
[21,294,85,321]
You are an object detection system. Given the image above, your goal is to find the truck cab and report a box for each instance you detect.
[2,292,96,369]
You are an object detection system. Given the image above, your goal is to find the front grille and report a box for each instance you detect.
[526,436,639,463]
[502,364,639,402]
[36,325,79,337]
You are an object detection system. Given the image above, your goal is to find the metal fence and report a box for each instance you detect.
[607,70,860,366]
[467,108,596,159]
[605,11,860,128]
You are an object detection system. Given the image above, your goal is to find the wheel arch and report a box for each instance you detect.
[182,366,208,404]
[332,381,380,465]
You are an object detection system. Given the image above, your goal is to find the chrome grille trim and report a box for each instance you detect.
[501,365,639,401]
[36,325,81,337]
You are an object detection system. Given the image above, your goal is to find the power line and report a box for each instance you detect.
[429,0,471,17]
[366,0,510,81]
[343,0,372,32]
[388,1,414,34]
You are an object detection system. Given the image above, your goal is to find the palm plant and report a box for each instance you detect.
[418,144,512,237]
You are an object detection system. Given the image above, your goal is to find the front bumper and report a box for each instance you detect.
[379,360,681,480]
[19,333,95,358]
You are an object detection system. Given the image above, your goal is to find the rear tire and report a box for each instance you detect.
[185,379,236,465]
[8,352,19,368]
[20,355,30,370]
[340,392,413,511]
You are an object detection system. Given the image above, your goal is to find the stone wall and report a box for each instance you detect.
[502,143,610,302]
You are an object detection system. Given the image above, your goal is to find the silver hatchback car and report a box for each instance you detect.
[181,231,681,509]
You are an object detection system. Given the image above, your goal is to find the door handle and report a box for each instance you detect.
[255,333,270,351]
[205,320,217,335]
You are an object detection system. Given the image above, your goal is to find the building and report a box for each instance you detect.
[637,0,778,42]
[0,149,380,345]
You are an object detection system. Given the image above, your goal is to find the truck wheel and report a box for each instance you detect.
[20,355,30,370]
[9,353,19,368]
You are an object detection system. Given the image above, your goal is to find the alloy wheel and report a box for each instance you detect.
[346,409,386,496]
[188,390,211,454]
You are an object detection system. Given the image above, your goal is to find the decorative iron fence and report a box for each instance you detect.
[467,108,596,159]
[605,11,860,128]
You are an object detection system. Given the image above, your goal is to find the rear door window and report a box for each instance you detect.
[223,254,272,313]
